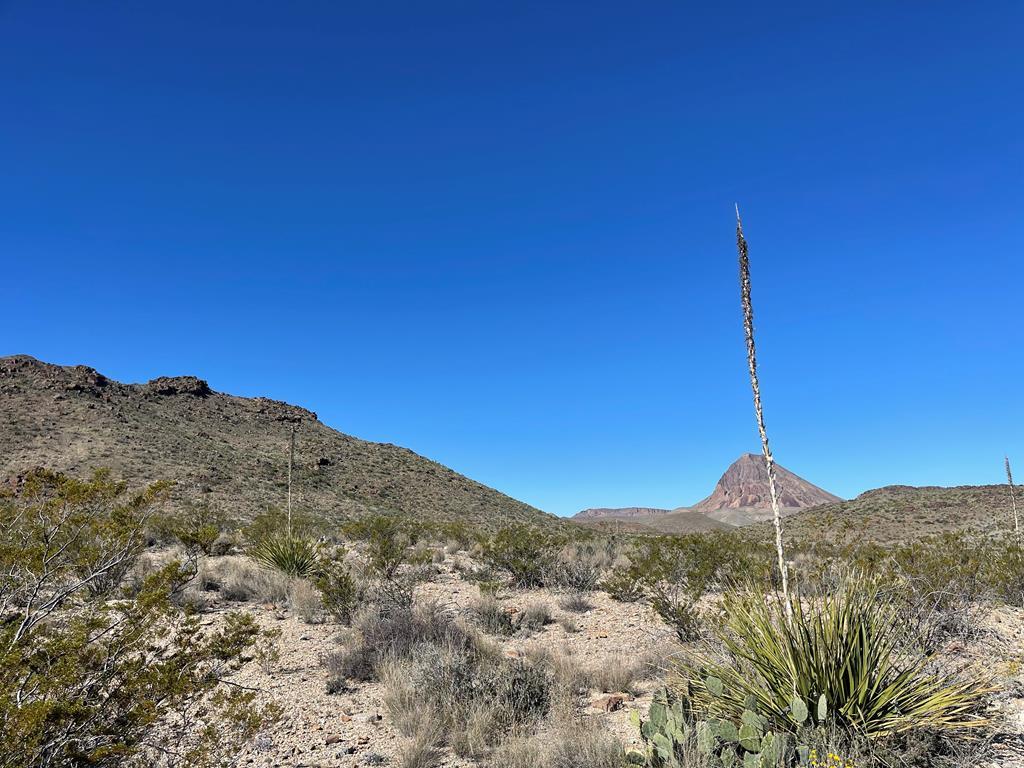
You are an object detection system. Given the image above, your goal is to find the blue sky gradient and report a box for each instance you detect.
[2,2,1022,515]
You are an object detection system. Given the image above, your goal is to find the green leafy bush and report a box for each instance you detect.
[343,514,422,579]
[607,532,773,641]
[482,525,564,588]
[0,469,278,768]
[315,555,364,624]
[167,502,227,554]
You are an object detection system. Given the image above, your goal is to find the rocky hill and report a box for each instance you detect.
[775,483,1018,544]
[691,453,841,526]
[0,355,556,528]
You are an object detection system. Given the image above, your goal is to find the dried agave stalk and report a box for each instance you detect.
[287,425,296,537]
[1007,456,1020,546]
[735,206,791,616]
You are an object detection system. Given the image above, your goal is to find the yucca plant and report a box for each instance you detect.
[675,576,993,739]
[249,535,320,578]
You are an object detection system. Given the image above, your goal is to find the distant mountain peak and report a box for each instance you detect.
[692,453,841,525]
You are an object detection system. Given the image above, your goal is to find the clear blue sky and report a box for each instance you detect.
[2,2,1022,516]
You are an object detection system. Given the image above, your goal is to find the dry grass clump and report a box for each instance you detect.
[468,594,516,636]
[489,720,623,768]
[397,722,443,768]
[520,601,554,632]
[325,601,482,685]
[558,591,594,613]
[215,556,290,603]
[289,578,323,623]
[370,608,552,762]
[585,654,643,694]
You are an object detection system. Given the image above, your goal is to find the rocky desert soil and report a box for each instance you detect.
[180,551,1024,768]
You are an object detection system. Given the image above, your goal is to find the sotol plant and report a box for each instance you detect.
[249,534,320,578]
[675,576,993,739]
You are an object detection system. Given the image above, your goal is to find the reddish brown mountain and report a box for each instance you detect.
[692,453,841,525]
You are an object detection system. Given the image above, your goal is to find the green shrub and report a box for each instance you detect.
[482,525,564,588]
[0,469,278,768]
[600,568,645,602]
[611,533,773,641]
[675,576,994,739]
[249,535,320,578]
[343,514,421,579]
[243,506,320,543]
[314,555,364,624]
[166,503,227,554]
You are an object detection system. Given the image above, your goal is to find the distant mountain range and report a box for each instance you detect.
[0,356,557,528]
[573,452,841,531]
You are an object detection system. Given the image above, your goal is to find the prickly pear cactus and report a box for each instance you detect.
[632,686,823,768]
[629,690,691,767]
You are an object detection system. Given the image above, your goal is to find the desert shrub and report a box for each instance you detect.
[520,601,554,632]
[547,548,603,592]
[599,568,645,602]
[290,578,323,622]
[343,514,422,579]
[468,594,516,636]
[325,601,481,684]
[482,525,565,588]
[559,591,594,613]
[164,502,227,554]
[217,556,290,603]
[675,576,994,739]
[559,615,579,633]
[243,506,321,543]
[986,541,1024,605]
[315,555,365,624]
[209,530,239,556]
[617,532,772,641]
[0,469,278,768]
[249,534,320,578]
[349,601,551,758]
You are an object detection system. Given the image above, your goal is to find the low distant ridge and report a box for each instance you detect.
[0,355,556,528]
[573,506,671,520]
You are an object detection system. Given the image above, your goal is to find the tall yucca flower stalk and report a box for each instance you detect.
[735,206,791,616]
[1007,455,1020,546]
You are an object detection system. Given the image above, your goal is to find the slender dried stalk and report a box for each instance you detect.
[287,426,296,537]
[735,206,791,617]
[1007,456,1020,546]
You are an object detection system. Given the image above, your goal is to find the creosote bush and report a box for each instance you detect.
[0,469,278,768]
[343,514,422,579]
[314,554,365,624]
[604,532,773,641]
[482,525,565,588]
